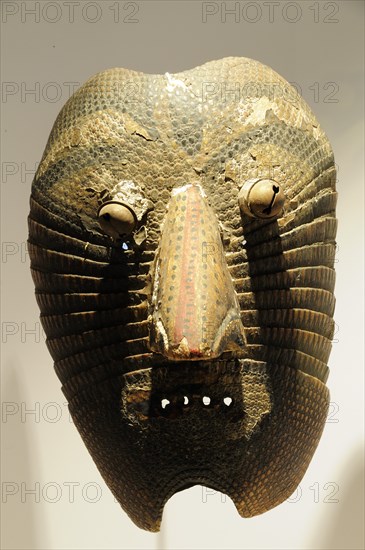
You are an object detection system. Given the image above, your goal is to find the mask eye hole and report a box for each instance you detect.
[97,201,137,240]
[238,179,285,219]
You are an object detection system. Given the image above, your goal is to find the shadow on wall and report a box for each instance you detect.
[2,361,50,550]
[312,446,365,550]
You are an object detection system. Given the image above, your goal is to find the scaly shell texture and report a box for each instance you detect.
[28,57,337,531]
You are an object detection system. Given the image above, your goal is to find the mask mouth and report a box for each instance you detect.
[118,359,276,532]
[148,183,246,361]
[120,360,242,421]
[120,359,272,432]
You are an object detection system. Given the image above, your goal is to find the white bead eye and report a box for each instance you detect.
[238,179,285,219]
[98,201,137,239]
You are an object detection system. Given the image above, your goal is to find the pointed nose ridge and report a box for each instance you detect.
[149,184,246,361]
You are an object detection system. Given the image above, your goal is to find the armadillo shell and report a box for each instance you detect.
[28,57,337,531]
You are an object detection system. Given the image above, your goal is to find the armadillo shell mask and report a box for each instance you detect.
[28,57,337,531]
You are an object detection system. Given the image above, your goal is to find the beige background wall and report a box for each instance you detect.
[1,1,364,548]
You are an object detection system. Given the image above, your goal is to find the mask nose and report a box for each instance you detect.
[149,184,246,361]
